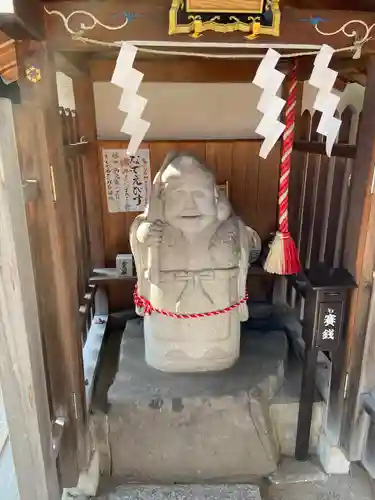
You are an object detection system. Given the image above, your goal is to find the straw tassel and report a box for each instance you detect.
[264,61,301,275]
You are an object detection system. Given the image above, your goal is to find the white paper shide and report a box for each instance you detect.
[309,44,342,157]
[111,42,150,155]
[102,148,151,212]
[253,48,286,159]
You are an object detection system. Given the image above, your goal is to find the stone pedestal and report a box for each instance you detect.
[106,319,288,482]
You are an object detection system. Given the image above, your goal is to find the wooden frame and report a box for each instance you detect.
[13,39,104,487]
[340,57,375,460]
[0,98,60,500]
[1,0,373,487]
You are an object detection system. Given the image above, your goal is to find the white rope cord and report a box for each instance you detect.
[74,35,358,59]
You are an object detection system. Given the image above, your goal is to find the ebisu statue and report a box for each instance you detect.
[130,152,261,372]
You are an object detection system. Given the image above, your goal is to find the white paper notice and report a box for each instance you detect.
[102,148,151,212]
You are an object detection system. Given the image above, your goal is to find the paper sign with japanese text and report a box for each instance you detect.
[102,148,151,213]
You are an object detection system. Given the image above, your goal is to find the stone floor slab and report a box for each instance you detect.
[101,484,261,500]
[109,323,288,404]
[267,464,374,500]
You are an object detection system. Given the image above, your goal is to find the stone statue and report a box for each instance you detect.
[130,152,261,372]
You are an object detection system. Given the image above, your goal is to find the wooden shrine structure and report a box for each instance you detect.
[1,1,375,499]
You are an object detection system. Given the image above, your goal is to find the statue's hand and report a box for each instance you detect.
[136,220,163,247]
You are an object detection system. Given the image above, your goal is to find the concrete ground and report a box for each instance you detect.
[264,463,375,500]
[88,312,375,500]
[91,463,375,500]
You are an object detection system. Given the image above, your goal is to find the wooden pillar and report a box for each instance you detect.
[73,74,105,267]
[14,40,88,485]
[340,56,375,458]
[0,98,60,500]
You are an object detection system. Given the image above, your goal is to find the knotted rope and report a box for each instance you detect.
[133,285,248,319]
[264,60,301,275]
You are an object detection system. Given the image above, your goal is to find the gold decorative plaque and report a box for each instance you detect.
[169,0,280,39]
[186,0,264,13]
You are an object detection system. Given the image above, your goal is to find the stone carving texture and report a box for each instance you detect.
[130,152,260,372]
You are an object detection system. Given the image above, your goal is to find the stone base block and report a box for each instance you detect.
[268,457,327,485]
[318,431,350,475]
[105,323,288,482]
[108,393,278,481]
[269,401,324,457]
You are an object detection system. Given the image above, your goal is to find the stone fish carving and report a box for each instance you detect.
[130,152,261,372]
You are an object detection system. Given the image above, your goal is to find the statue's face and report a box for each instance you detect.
[163,174,217,233]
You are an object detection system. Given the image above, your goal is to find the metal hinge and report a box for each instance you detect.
[49,164,57,202]
[72,392,79,420]
[343,373,349,399]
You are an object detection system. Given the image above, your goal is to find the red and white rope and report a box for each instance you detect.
[279,61,297,234]
[134,286,248,319]
[263,60,301,275]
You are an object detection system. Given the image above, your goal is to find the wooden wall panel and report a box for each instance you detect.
[256,144,280,239]
[98,139,280,310]
[289,107,357,273]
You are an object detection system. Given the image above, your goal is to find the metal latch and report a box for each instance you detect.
[371,165,375,195]
[51,415,67,460]
[49,164,57,202]
[343,372,349,399]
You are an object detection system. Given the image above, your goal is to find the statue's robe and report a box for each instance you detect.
[130,214,258,372]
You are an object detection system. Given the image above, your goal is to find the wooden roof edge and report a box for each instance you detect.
[0,37,18,84]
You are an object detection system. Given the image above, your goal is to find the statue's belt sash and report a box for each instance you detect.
[144,267,239,310]
[145,267,239,282]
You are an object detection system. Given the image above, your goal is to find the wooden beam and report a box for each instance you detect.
[296,55,368,82]
[341,56,375,459]
[0,0,44,39]
[284,0,374,8]
[0,98,60,500]
[342,71,367,87]
[294,141,357,159]
[90,55,368,83]
[90,57,262,82]
[54,51,89,78]
[0,33,18,83]
[44,2,375,52]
